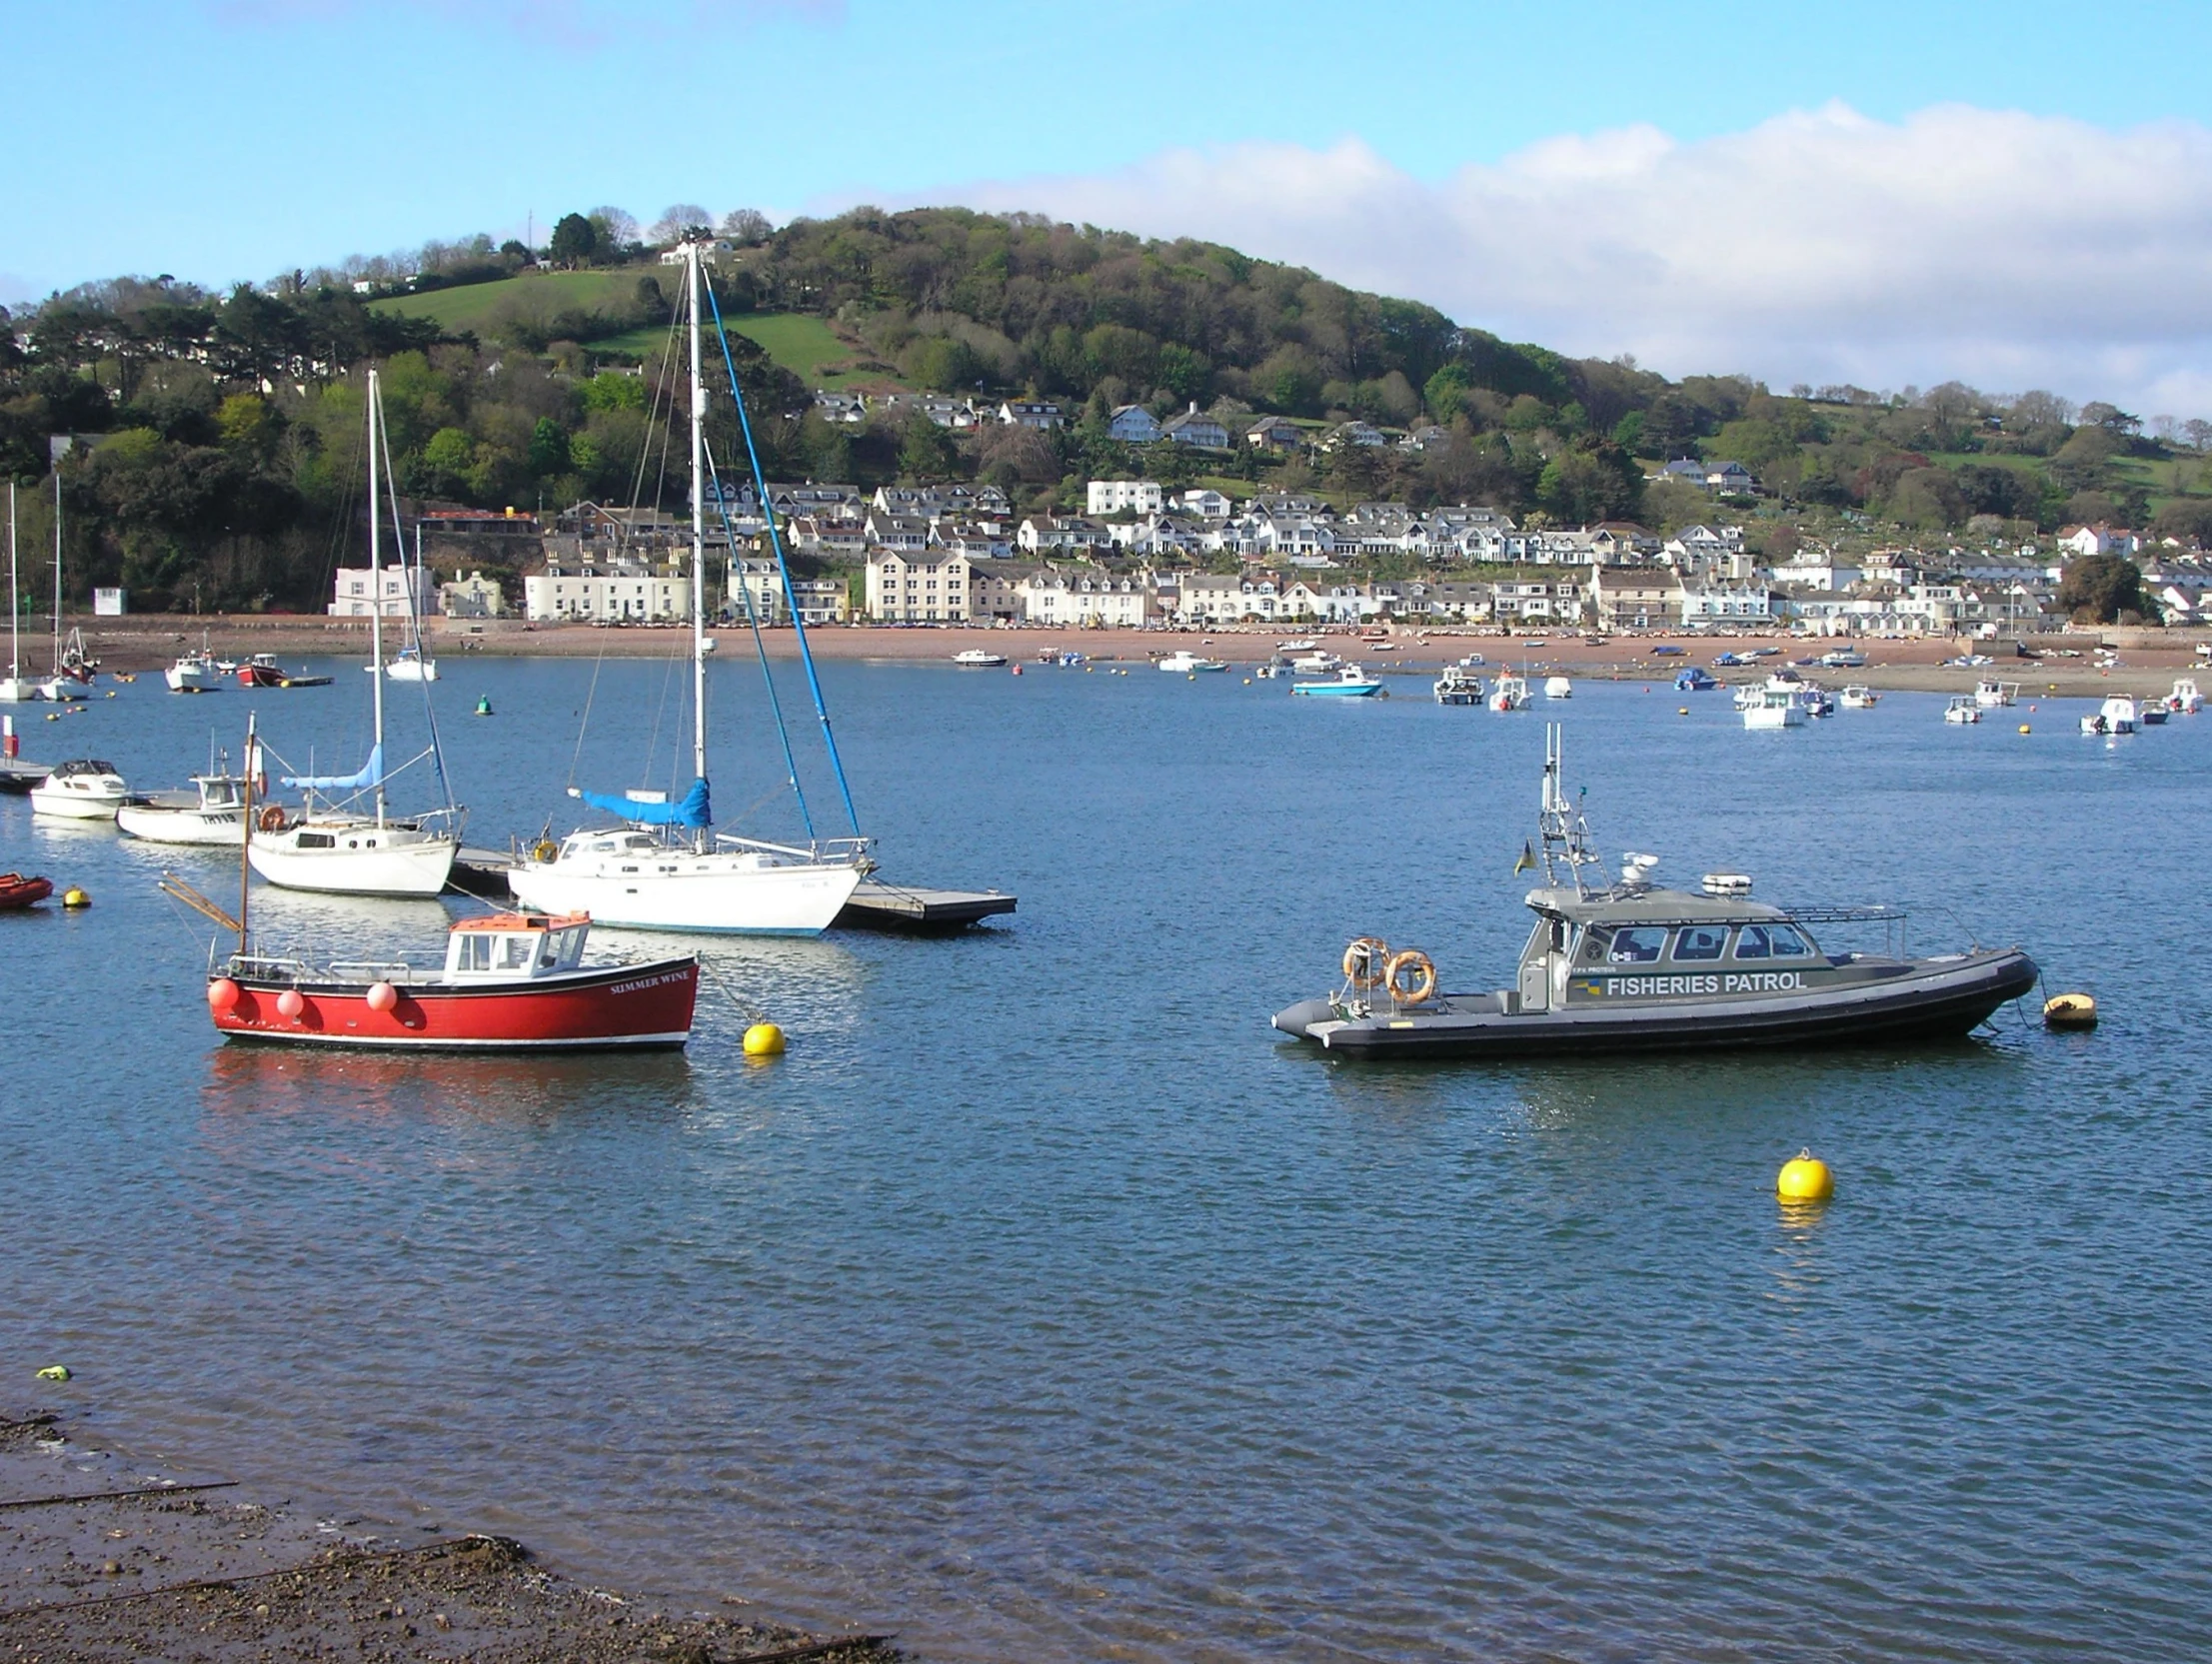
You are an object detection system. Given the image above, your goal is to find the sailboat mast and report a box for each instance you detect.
[368,369,387,828]
[687,239,708,850]
[8,483,17,679]
[51,470,62,675]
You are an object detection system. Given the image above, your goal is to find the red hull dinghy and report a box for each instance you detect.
[0,872,53,908]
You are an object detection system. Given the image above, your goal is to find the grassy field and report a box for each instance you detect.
[596,313,896,388]
[369,271,640,332]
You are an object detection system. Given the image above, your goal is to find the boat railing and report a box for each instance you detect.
[712,831,874,863]
[323,959,419,983]
[1571,902,1906,930]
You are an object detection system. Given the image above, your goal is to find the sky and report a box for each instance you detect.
[8,0,2212,413]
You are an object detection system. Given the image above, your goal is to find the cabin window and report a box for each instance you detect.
[500,935,537,970]
[1674,924,1728,961]
[1607,927,1667,963]
[297,832,334,849]
[457,934,492,970]
[1734,924,1812,959]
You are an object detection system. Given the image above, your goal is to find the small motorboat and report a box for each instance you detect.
[2101,696,2138,736]
[2167,678,2203,714]
[1434,665,1486,705]
[1742,684,1808,730]
[1973,678,2020,708]
[165,648,225,694]
[203,909,701,1051]
[1840,685,1879,710]
[1289,651,1342,675]
[29,758,128,820]
[237,653,332,689]
[1455,653,1487,668]
[953,649,1007,668]
[1255,657,1291,680]
[1057,651,1088,667]
[1290,663,1383,698]
[118,770,248,845]
[1943,696,1981,725]
[1674,666,1718,692]
[1542,675,1573,700]
[1159,650,1228,673]
[0,872,54,909]
[1490,675,1529,712]
[2140,703,2169,726]
[1277,639,1319,654]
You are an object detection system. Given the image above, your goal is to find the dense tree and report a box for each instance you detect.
[2056,555,2145,622]
[549,213,598,267]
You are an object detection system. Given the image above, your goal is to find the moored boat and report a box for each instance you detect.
[1159,650,1228,673]
[1973,678,2020,708]
[236,653,332,689]
[204,909,700,1051]
[953,649,1007,668]
[1489,674,1529,712]
[2168,678,2203,714]
[1943,696,1981,724]
[165,646,225,693]
[1271,727,2038,1058]
[1674,666,1717,692]
[1434,665,1485,705]
[1840,685,1879,709]
[29,758,128,820]
[1742,682,1808,729]
[1289,663,1383,698]
[0,872,54,908]
[117,770,248,845]
[1542,675,1573,700]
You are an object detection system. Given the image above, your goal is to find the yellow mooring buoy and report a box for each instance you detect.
[2043,992,2097,1030]
[743,1021,787,1057]
[1777,1148,1834,1204]
[61,887,89,908]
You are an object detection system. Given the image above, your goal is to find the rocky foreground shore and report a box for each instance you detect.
[0,1410,901,1664]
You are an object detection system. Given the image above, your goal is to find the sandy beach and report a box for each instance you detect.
[69,614,2212,701]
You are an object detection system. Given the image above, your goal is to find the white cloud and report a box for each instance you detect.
[898,103,2212,416]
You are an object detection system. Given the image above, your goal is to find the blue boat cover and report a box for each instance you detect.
[576,776,711,828]
[283,743,383,794]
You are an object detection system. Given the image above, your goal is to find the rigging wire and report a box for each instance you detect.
[704,434,815,840]
[703,279,864,839]
[374,392,456,818]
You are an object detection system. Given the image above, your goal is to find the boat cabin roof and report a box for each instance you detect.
[1524,883,1785,928]
[449,911,589,935]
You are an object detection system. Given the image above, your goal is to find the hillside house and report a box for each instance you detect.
[999,400,1066,431]
[866,550,974,623]
[1107,405,1163,443]
[1088,480,1164,516]
[1246,415,1302,452]
[1162,404,1230,449]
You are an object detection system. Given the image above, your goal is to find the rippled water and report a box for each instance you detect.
[3,656,2208,1661]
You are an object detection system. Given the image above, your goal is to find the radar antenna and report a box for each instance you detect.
[1537,723,1600,894]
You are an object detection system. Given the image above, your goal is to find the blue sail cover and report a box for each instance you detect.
[576,777,712,828]
[283,743,383,794]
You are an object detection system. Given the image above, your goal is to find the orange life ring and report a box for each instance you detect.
[257,804,288,833]
[1342,936,1391,988]
[1385,948,1435,1004]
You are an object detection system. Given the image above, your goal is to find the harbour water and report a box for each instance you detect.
[2,659,2208,1661]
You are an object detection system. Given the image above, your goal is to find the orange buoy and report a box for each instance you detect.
[276,988,305,1020]
[207,977,241,1012]
[366,981,399,1013]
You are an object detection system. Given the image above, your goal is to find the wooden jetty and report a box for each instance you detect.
[447,847,1014,934]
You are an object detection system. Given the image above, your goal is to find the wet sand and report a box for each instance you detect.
[0,1408,900,1663]
[76,615,2209,700]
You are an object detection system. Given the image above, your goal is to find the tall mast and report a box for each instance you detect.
[687,239,708,850]
[7,483,17,678]
[367,369,387,828]
[51,470,61,675]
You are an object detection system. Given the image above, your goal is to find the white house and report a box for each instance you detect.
[1019,566,1154,628]
[2058,523,2140,558]
[1172,488,1232,520]
[1087,480,1164,516]
[999,400,1066,431]
[522,568,687,623]
[813,390,868,425]
[331,564,438,619]
[439,570,508,619]
[1161,404,1230,449]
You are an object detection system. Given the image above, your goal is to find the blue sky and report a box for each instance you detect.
[8,1,2212,407]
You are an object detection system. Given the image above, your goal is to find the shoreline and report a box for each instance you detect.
[0,1403,900,1662]
[61,615,2210,700]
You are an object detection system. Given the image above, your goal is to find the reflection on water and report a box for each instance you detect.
[3,667,2211,1663]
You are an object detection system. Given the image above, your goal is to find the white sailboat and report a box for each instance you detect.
[382,525,438,681]
[510,239,868,935]
[0,485,32,703]
[36,476,87,703]
[247,369,460,898]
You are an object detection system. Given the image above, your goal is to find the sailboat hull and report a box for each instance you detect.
[508,854,863,934]
[248,824,457,897]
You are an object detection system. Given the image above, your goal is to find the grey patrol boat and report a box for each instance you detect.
[1272,728,2037,1059]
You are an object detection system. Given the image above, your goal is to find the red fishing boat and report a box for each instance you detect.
[203,911,699,1050]
[236,653,331,689]
[0,872,53,908]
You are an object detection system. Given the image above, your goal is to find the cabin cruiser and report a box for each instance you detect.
[1434,665,1486,705]
[118,770,247,844]
[1289,651,1342,675]
[1973,678,2020,708]
[29,758,129,820]
[1489,674,1529,712]
[2082,697,2137,737]
[1290,663,1382,698]
[1943,696,1981,724]
[1840,685,1879,710]
[2168,678,2203,715]
[952,649,1007,668]
[165,647,224,693]
[1159,650,1227,674]
[1272,729,2037,1058]
[1742,682,1809,730]
[1674,666,1718,692]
